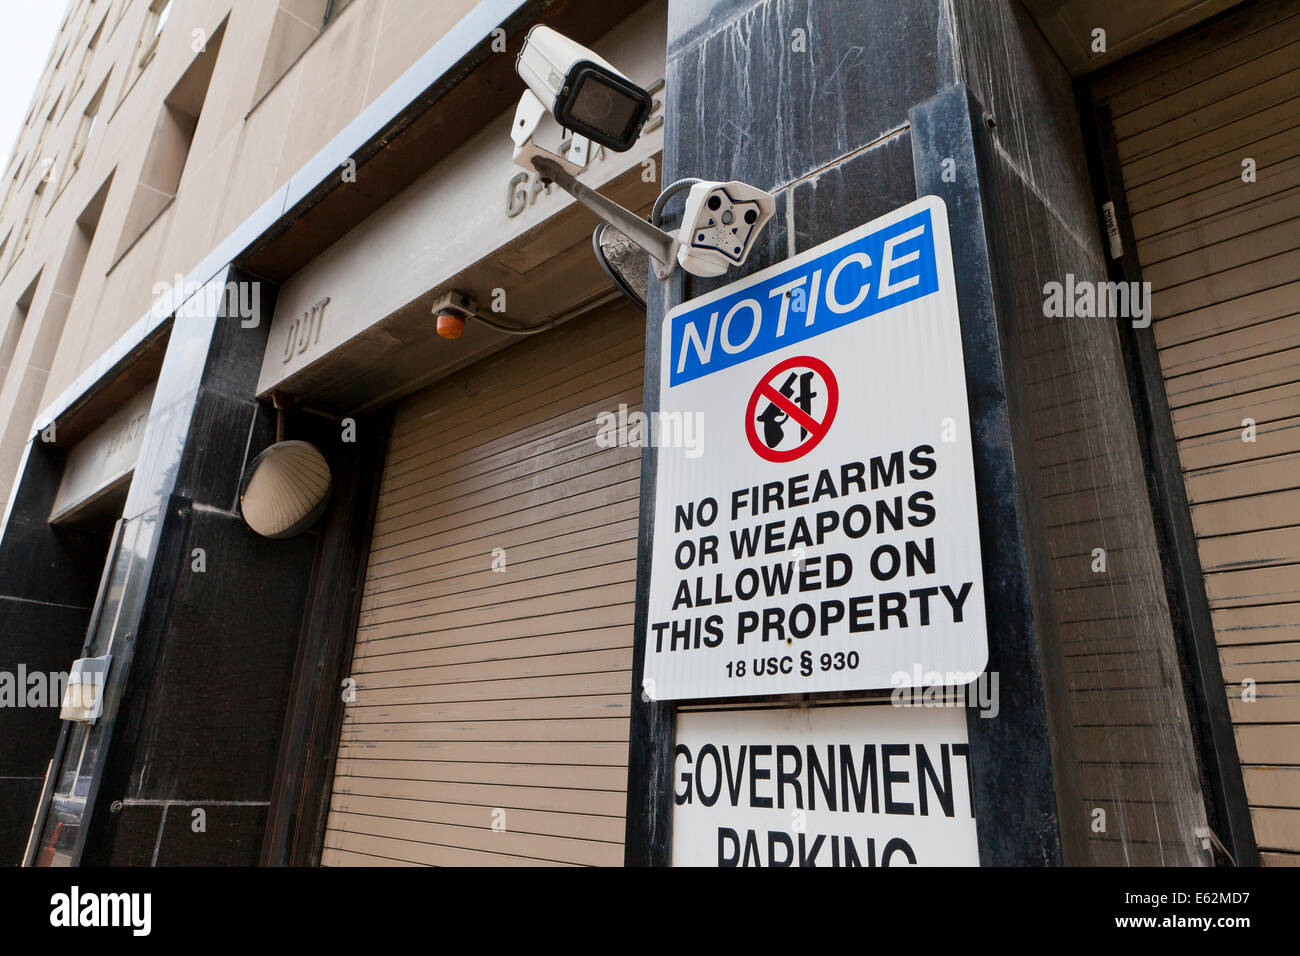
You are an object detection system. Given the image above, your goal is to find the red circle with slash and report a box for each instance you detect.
[745,355,839,463]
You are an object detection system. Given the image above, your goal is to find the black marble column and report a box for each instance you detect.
[15,266,327,866]
[78,267,324,866]
[0,442,111,864]
[627,0,1072,866]
[629,0,1222,868]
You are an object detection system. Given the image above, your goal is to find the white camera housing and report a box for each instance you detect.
[677,181,778,277]
[516,25,652,152]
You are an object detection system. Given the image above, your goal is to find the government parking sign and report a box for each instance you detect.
[644,196,987,700]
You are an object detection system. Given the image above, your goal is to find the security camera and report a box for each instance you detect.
[677,181,777,277]
[508,27,777,285]
[516,25,653,152]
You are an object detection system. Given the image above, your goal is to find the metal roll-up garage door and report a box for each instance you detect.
[1094,0,1300,864]
[321,301,645,866]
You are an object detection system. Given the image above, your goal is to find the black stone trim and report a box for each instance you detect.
[1077,97,1259,867]
[910,85,1064,866]
[261,408,393,867]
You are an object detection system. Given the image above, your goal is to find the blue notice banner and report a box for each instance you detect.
[668,206,940,387]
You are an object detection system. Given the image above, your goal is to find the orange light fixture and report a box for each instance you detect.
[436,310,465,339]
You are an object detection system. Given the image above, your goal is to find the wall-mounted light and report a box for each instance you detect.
[59,655,111,723]
[436,312,465,339]
[432,291,476,340]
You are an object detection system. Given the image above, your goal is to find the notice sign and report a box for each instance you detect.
[673,704,979,866]
[644,196,986,700]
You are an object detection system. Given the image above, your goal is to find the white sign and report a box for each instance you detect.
[672,704,979,866]
[644,196,987,700]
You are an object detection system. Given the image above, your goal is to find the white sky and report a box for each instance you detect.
[0,0,69,166]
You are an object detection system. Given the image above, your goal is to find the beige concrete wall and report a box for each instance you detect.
[0,0,476,505]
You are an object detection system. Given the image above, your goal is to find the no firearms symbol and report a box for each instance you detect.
[744,355,839,463]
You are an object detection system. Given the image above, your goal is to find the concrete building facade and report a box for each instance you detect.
[0,0,1294,866]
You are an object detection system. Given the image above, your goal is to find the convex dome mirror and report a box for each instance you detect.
[595,223,650,309]
[239,440,331,539]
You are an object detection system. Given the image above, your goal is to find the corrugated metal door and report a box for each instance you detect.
[321,302,644,866]
[1094,0,1300,864]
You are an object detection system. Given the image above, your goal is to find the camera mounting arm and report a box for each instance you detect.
[531,156,679,280]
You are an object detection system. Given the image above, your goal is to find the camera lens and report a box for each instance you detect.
[707,195,722,211]
[744,209,758,224]
[580,85,614,122]
[566,73,643,147]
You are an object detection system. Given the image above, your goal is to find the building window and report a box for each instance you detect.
[30,103,59,186]
[0,272,39,388]
[323,0,354,24]
[250,0,355,109]
[117,0,171,109]
[15,182,47,262]
[106,0,131,42]
[137,0,172,68]
[113,20,225,263]
[0,159,21,224]
[71,11,107,101]
[70,76,109,174]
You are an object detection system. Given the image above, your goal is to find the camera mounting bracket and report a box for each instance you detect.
[532,156,680,280]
